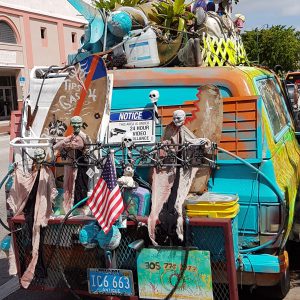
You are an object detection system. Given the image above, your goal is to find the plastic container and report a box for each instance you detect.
[123,186,151,216]
[124,28,160,68]
[186,192,240,264]
[185,192,239,218]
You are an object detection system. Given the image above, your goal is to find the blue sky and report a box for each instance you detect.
[232,0,300,31]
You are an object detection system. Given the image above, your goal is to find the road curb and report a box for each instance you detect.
[0,276,20,300]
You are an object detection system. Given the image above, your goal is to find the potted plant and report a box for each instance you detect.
[148,0,195,65]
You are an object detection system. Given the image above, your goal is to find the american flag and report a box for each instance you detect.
[87,152,124,234]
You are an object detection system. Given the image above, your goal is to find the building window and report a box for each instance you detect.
[41,27,46,39]
[40,27,48,47]
[72,32,77,43]
[0,21,17,44]
[0,76,17,121]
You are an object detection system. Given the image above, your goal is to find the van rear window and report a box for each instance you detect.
[257,78,288,136]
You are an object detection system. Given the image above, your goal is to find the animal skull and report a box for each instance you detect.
[122,132,134,148]
[149,90,159,104]
[173,110,186,127]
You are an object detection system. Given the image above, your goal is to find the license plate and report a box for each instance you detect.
[88,268,134,296]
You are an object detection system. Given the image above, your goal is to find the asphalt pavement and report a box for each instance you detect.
[0,133,300,299]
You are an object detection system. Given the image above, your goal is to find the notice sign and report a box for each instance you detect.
[108,109,155,144]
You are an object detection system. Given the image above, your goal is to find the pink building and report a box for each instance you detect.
[0,0,86,121]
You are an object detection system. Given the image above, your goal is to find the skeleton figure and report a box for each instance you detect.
[7,148,57,288]
[163,109,211,149]
[53,115,91,213]
[149,90,160,125]
[148,109,211,245]
[117,164,137,188]
[149,90,160,104]
[122,131,134,165]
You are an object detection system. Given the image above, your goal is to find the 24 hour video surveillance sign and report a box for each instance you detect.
[107,109,155,144]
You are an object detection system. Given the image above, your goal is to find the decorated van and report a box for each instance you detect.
[3,1,300,300]
[5,63,299,300]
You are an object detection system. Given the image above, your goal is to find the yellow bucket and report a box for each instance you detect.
[185,192,239,219]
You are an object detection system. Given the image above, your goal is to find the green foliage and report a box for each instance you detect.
[93,0,147,11]
[242,25,300,71]
[148,0,194,39]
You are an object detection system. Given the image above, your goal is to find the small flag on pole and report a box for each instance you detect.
[87,151,124,234]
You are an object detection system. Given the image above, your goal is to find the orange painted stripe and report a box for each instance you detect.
[65,55,99,136]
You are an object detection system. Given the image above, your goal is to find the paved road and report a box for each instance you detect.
[0,134,300,299]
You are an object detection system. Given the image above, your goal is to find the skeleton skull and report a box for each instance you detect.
[149,90,159,104]
[173,110,186,127]
[70,115,82,135]
[122,132,134,148]
[34,148,46,164]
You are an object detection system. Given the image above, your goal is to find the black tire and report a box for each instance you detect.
[239,267,291,300]
[269,266,291,300]
[257,267,291,300]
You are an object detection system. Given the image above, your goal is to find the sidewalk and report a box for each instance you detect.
[0,258,20,299]
[0,121,9,135]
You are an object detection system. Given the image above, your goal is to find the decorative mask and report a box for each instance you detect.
[149,90,160,104]
[173,110,186,127]
[122,132,134,148]
[34,148,46,164]
[70,115,82,135]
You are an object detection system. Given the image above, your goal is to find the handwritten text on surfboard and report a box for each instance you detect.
[58,79,97,110]
[108,109,155,144]
[55,66,102,131]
